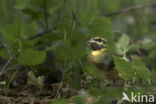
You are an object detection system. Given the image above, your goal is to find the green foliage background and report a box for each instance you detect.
[0,0,156,103]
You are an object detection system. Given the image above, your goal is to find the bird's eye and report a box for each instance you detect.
[96,39,102,42]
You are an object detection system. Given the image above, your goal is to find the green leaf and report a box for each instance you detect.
[88,86,102,96]
[51,99,68,104]
[83,65,105,80]
[20,22,37,39]
[18,48,46,66]
[114,56,133,80]
[14,0,30,9]
[114,56,151,82]
[48,3,62,15]
[0,20,21,45]
[131,59,151,82]
[54,31,87,62]
[128,44,140,52]
[88,86,122,103]
[116,33,130,55]
[90,17,112,35]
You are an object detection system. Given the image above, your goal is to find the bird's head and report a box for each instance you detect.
[88,37,108,51]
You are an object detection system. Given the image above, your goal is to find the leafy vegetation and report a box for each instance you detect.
[0,0,155,104]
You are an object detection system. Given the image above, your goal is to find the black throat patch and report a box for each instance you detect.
[91,43,103,50]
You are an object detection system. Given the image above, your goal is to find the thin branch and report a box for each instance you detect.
[55,70,65,98]
[28,30,50,40]
[0,42,13,76]
[43,0,49,30]
[104,3,156,17]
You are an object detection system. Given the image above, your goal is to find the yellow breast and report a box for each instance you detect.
[91,48,106,56]
[87,48,107,64]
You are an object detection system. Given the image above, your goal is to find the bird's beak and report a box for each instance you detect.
[88,38,95,44]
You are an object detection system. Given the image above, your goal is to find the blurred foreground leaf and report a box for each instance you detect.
[51,99,68,104]
[14,0,31,9]
[114,56,151,83]
[18,48,46,66]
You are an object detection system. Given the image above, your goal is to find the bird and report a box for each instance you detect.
[87,37,119,84]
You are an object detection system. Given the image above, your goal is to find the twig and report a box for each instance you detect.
[0,42,13,76]
[28,30,50,40]
[104,3,156,17]
[43,0,49,30]
[55,66,65,98]
[54,59,67,98]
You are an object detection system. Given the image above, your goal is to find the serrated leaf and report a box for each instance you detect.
[116,34,130,55]
[114,56,133,80]
[114,56,151,82]
[18,48,46,66]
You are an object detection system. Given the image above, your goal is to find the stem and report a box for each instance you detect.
[5,68,19,96]
[104,3,156,17]
[0,42,13,76]
[55,58,67,98]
